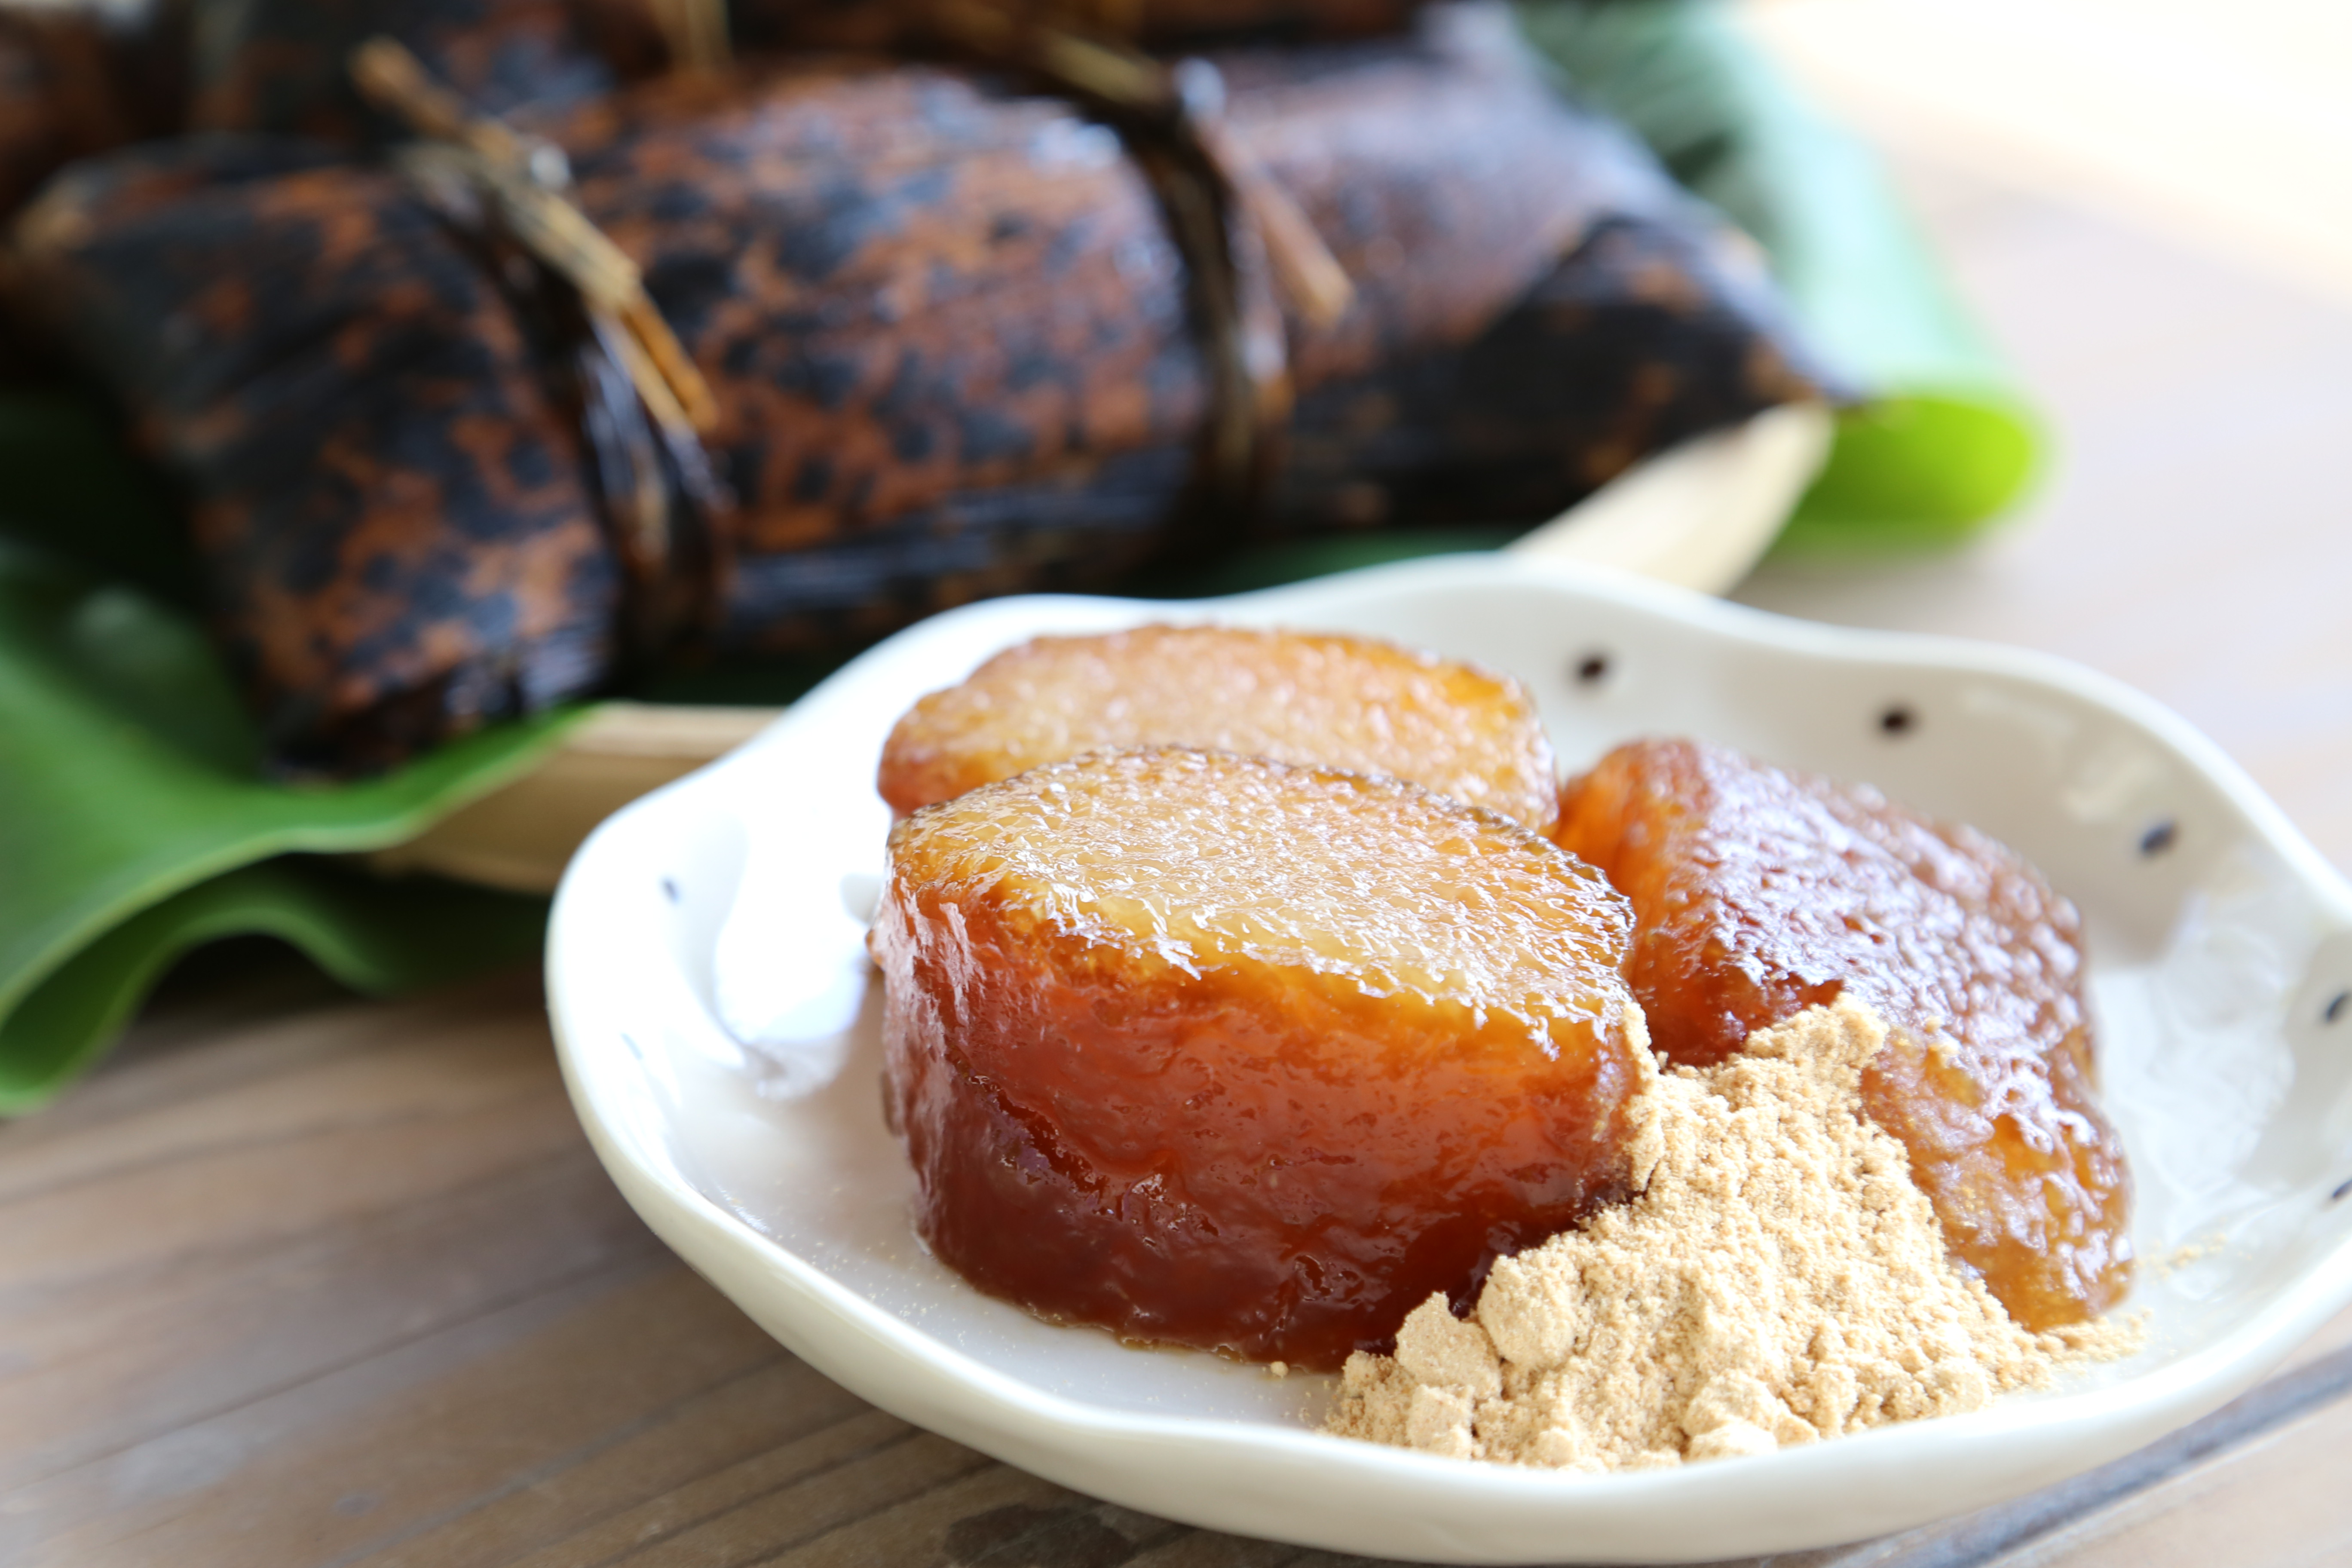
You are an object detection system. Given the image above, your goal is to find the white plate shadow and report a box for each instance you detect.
[546,555,2352,1565]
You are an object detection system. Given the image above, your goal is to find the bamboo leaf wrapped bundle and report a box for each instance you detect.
[11,138,619,770]
[9,6,1831,773]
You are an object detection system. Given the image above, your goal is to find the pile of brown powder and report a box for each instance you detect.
[1326,998,2137,1470]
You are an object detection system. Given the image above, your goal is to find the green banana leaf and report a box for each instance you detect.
[0,2,2046,1112]
[0,395,579,1112]
[1516,0,2044,548]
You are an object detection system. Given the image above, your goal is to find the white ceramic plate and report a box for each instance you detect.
[545,555,2352,1565]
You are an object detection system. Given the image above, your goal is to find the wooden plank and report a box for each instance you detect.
[1127,1536,1312,1568]
[1998,1396,2352,1567]
[12,1263,787,1567]
[0,1145,659,1492]
[766,1464,1184,1568]
[482,1409,940,1568]
[0,986,575,1268]
[1722,1339,2352,1568]
[614,1430,1029,1568]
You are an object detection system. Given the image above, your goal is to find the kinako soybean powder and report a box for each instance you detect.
[1326,998,2139,1470]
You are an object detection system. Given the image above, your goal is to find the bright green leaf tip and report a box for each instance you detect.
[1780,394,2047,553]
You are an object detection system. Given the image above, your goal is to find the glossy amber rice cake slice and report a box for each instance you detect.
[877,748,1644,1368]
[875,625,1559,830]
[1553,737,2132,1330]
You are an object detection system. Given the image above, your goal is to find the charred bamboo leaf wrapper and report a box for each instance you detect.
[11,140,620,774]
[188,0,625,144]
[556,0,1422,74]
[9,12,1829,773]
[1277,215,1825,526]
[727,0,1427,52]
[0,2,187,223]
[349,34,735,657]
[536,58,1236,646]
[1212,26,1827,524]
[181,0,1434,149]
[364,8,1302,585]
[922,6,1308,518]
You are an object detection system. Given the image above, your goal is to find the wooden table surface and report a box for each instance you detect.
[6,154,2350,1568]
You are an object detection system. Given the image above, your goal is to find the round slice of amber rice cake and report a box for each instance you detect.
[876,747,1645,1369]
[1553,737,2133,1331]
[876,624,1561,831]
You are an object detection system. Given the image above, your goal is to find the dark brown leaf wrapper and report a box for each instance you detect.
[727,0,1426,53]
[182,0,1431,151]
[0,2,187,223]
[188,0,623,143]
[12,138,618,772]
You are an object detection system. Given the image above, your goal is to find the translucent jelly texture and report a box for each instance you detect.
[877,748,1643,1367]
[1553,738,2133,1330]
[876,625,1560,830]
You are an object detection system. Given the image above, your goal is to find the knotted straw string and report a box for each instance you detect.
[352,36,733,652]
[646,0,733,70]
[351,38,716,434]
[925,0,1352,524]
